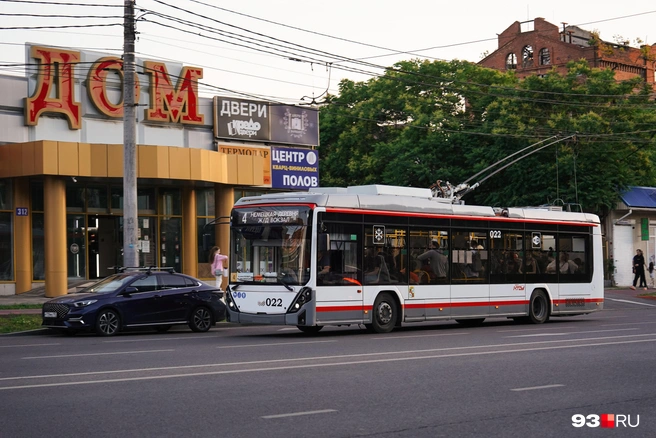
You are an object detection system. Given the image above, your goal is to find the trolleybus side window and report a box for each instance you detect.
[363,226,406,285]
[557,233,590,282]
[317,222,361,286]
[490,230,525,284]
[410,228,449,284]
[451,229,488,283]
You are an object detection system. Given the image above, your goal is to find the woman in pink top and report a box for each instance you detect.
[209,246,228,288]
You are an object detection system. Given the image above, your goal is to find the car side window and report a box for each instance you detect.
[159,274,187,290]
[184,277,198,287]
[130,275,158,292]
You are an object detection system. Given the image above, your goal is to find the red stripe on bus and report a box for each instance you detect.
[324,207,597,227]
[316,306,373,312]
[234,203,317,209]
[318,298,601,313]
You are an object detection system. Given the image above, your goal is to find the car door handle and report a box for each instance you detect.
[154,295,162,298]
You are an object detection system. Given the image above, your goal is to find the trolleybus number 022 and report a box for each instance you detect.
[258,298,283,307]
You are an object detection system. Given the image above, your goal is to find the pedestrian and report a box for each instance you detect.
[650,255,655,289]
[630,249,647,290]
[209,246,228,289]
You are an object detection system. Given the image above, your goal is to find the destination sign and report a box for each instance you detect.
[233,208,310,226]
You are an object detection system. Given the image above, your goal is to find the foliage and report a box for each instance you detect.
[318,58,656,217]
[0,314,42,334]
[0,304,42,310]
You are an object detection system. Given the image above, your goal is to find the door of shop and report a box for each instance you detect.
[88,215,121,279]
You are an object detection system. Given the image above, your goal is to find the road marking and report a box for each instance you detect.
[606,298,656,307]
[217,340,335,349]
[22,349,174,359]
[0,343,60,349]
[372,333,469,340]
[602,321,656,327]
[506,328,637,338]
[104,336,222,343]
[511,384,564,392]
[262,409,337,419]
[3,338,656,391]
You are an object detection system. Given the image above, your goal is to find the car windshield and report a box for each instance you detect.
[81,274,136,293]
[231,207,312,286]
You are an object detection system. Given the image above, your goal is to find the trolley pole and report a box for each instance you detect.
[123,0,138,268]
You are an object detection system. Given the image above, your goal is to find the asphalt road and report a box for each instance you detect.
[1,290,654,438]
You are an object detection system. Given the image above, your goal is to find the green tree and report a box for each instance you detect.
[318,59,656,216]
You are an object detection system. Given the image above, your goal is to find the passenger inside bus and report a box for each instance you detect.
[365,248,390,284]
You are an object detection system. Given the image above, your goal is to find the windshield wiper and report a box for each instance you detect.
[278,273,294,291]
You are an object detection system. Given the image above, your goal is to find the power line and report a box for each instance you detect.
[0,0,122,6]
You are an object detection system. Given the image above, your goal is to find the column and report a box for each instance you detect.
[215,184,234,290]
[44,175,67,297]
[13,178,32,294]
[182,186,197,278]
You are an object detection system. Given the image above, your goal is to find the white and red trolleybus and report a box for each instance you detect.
[224,185,603,333]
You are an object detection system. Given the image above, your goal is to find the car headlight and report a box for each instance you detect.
[73,299,98,308]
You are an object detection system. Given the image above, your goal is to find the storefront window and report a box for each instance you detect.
[31,182,44,212]
[0,180,12,210]
[87,185,109,213]
[138,217,157,268]
[32,213,45,280]
[66,185,86,212]
[160,217,181,272]
[111,187,156,214]
[0,212,12,280]
[67,214,86,278]
[196,188,215,217]
[197,218,216,278]
[160,188,181,216]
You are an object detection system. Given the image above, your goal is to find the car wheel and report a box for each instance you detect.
[370,292,397,333]
[95,309,121,336]
[189,307,213,332]
[528,290,550,324]
[155,325,172,333]
[297,325,323,334]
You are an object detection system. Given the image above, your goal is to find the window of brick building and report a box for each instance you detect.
[539,48,551,65]
[522,45,534,68]
[505,53,517,70]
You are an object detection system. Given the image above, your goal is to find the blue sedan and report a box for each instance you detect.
[42,268,226,336]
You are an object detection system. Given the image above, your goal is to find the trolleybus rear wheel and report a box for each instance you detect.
[528,290,549,324]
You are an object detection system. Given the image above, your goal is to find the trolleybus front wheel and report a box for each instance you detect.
[366,292,398,333]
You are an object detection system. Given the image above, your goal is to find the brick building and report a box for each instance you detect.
[479,17,655,88]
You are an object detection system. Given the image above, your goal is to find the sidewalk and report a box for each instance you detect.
[0,280,95,315]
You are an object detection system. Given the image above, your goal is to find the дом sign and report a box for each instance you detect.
[24,45,204,129]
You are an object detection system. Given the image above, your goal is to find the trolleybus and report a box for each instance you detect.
[224,185,603,333]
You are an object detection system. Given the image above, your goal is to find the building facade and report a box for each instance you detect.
[604,187,656,287]
[479,17,655,88]
[0,45,319,297]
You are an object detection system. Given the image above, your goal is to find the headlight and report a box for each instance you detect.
[74,300,98,308]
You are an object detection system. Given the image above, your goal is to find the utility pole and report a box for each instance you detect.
[123,0,138,268]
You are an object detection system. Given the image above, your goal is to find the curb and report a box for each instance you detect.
[0,328,51,337]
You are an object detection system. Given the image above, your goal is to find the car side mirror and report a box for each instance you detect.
[121,286,138,296]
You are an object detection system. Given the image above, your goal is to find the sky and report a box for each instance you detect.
[1,0,654,105]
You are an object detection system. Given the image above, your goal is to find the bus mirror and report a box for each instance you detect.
[318,233,330,252]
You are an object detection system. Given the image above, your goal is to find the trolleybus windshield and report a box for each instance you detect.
[230,206,312,286]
